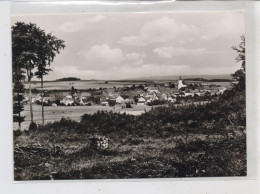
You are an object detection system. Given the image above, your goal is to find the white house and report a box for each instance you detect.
[218,86,227,94]
[61,95,74,106]
[137,97,146,105]
[116,96,125,104]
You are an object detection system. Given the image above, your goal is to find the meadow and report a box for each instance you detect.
[14,104,152,131]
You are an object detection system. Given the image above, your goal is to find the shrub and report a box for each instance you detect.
[29,121,38,131]
[126,103,132,108]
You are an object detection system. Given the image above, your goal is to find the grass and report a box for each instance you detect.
[14,127,246,180]
[15,104,152,131]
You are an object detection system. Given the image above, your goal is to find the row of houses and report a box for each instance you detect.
[25,82,227,106]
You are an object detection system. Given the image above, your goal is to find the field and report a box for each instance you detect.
[25,80,149,90]
[14,104,152,131]
[24,80,232,91]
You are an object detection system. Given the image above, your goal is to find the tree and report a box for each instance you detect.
[12,22,40,123]
[231,35,245,91]
[13,65,25,130]
[12,22,65,127]
[34,31,65,126]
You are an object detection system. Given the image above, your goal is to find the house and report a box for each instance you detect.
[184,91,193,97]
[137,97,146,105]
[160,93,168,100]
[61,95,74,106]
[218,86,227,94]
[80,99,89,105]
[145,91,158,99]
[190,89,201,96]
[80,92,91,100]
[147,87,159,93]
[109,95,118,101]
[109,92,119,97]
[102,93,110,100]
[116,96,125,104]
[101,101,109,106]
[164,82,171,87]
[136,90,145,96]
[167,96,176,103]
[210,89,219,96]
[125,98,135,104]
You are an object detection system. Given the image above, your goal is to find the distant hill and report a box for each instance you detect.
[55,77,81,82]
[129,74,232,81]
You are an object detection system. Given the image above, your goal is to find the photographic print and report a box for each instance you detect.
[12,11,246,180]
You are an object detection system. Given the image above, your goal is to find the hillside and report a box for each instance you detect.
[130,74,232,81]
[13,88,246,180]
[55,77,81,82]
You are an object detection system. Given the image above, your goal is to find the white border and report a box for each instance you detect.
[1,1,259,194]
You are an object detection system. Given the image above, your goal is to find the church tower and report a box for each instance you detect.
[178,76,186,89]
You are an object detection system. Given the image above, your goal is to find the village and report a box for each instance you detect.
[24,77,228,108]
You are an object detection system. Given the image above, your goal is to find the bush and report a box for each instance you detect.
[108,100,116,107]
[126,103,132,108]
[29,121,38,131]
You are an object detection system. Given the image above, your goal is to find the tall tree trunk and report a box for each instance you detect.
[18,106,21,131]
[41,76,44,126]
[29,79,33,122]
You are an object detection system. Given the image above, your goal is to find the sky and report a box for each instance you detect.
[12,11,245,80]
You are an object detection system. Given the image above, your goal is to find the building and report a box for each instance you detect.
[177,77,187,89]
[116,96,125,104]
[125,98,135,104]
[218,86,227,94]
[137,97,146,105]
[147,87,160,93]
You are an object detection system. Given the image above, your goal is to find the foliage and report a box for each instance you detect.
[231,35,245,91]
[29,121,38,131]
[108,100,116,107]
[12,22,65,125]
[55,77,80,81]
[126,103,132,108]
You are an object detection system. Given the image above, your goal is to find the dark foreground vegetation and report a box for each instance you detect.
[14,89,246,180]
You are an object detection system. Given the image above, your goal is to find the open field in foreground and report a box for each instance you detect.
[14,129,246,180]
[14,104,152,131]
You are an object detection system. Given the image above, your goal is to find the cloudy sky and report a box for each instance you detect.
[12,11,245,80]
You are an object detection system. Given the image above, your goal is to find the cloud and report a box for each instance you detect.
[79,44,124,70]
[118,16,199,46]
[78,44,146,70]
[58,15,105,33]
[153,47,207,58]
[125,52,146,65]
[201,12,244,41]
